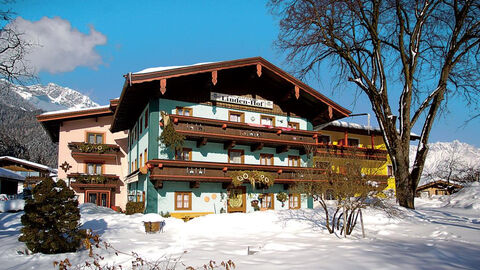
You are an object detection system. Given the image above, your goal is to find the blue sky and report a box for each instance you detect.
[7,0,480,147]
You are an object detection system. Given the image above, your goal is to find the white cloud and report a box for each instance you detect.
[9,16,107,74]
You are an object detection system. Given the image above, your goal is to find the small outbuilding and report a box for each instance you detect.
[416,180,463,197]
[0,167,25,196]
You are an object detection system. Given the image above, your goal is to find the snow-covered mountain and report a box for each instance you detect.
[0,79,98,112]
[410,140,480,185]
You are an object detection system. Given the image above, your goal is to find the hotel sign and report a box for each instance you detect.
[210,92,273,109]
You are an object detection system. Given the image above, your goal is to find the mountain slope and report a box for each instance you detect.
[0,79,98,112]
[0,80,99,167]
[410,140,480,185]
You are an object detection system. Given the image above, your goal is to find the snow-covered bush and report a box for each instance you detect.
[19,178,85,254]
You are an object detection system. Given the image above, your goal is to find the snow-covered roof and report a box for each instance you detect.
[0,167,25,181]
[328,120,382,132]
[0,156,55,172]
[38,105,110,116]
[319,120,420,138]
[134,62,215,74]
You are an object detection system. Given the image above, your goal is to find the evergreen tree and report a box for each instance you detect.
[19,178,85,254]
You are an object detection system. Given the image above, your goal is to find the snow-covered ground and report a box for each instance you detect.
[1,185,480,269]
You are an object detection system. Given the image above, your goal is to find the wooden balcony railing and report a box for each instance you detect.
[316,144,388,161]
[68,142,120,159]
[67,173,120,184]
[147,159,389,188]
[170,114,319,153]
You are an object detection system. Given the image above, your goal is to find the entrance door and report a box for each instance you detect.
[86,190,110,208]
[227,186,246,213]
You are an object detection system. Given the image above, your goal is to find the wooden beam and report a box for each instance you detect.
[250,142,264,152]
[344,131,348,146]
[154,181,163,189]
[190,181,200,189]
[196,137,208,148]
[212,70,218,85]
[160,79,167,95]
[294,85,300,99]
[224,140,236,150]
[276,145,290,154]
[256,64,262,77]
[371,134,375,149]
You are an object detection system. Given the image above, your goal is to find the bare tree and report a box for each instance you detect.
[0,5,35,84]
[293,152,388,237]
[269,0,480,208]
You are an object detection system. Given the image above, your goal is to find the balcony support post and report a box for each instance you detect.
[251,142,264,152]
[190,181,200,189]
[222,182,232,189]
[224,140,236,150]
[197,137,208,148]
[276,145,290,154]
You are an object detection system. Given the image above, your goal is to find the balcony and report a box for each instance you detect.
[68,142,121,160]
[169,114,319,153]
[147,159,389,188]
[67,173,120,186]
[316,144,388,161]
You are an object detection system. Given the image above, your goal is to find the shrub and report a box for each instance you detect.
[19,178,85,254]
[125,201,145,215]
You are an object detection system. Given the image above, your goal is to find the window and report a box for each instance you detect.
[131,161,134,172]
[139,117,143,134]
[228,111,244,122]
[228,149,244,164]
[288,155,300,167]
[139,154,143,168]
[175,192,192,210]
[289,194,301,209]
[319,135,330,144]
[176,107,192,116]
[260,193,274,209]
[144,148,148,166]
[86,163,102,175]
[260,153,274,166]
[287,122,299,130]
[135,159,138,170]
[347,138,360,147]
[144,109,149,129]
[260,115,275,126]
[387,165,393,177]
[87,132,104,144]
[175,148,192,161]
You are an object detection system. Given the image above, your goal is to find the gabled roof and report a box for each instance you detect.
[416,180,464,191]
[111,57,351,132]
[36,99,119,142]
[0,156,55,173]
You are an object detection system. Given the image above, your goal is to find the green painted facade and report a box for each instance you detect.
[127,97,315,214]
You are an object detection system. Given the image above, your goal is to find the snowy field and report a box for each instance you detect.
[1,184,480,269]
